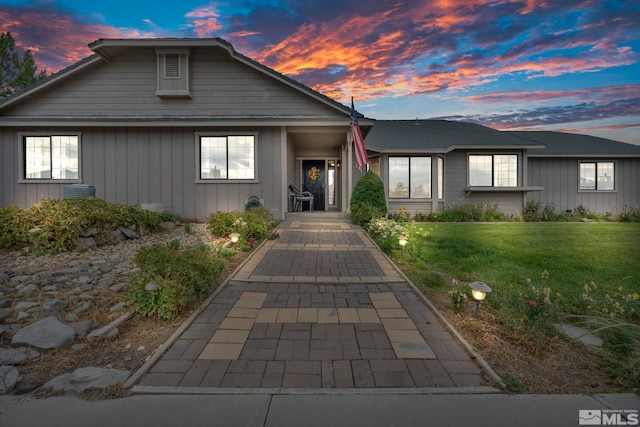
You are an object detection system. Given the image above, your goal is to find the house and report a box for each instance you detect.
[0,38,373,221]
[2,38,638,220]
[364,120,640,216]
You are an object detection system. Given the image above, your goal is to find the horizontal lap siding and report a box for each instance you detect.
[529,157,640,214]
[1,127,283,221]
[4,48,341,118]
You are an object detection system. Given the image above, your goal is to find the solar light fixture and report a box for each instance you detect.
[398,235,408,255]
[468,281,492,318]
[230,232,240,249]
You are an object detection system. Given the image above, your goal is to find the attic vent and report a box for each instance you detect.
[164,54,181,78]
[156,48,191,98]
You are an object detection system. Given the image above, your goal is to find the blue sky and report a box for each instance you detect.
[1,0,639,144]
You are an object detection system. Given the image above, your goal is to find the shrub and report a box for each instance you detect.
[368,217,407,254]
[126,242,224,319]
[619,206,640,222]
[439,203,507,222]
[206,208,276,242]
[0,198,179,254]
[449,279,469,312]
[350,170,387,226]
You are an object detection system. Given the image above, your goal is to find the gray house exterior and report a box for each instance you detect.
[364,120,640,216]
[513,131,640,214]
[0,38,372,221]
[1,38,638,219]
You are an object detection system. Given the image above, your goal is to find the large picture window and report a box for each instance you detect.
[200,135,255,180]
[579,161,614,190]
[389,156,431,198]
[468,154,517,187]
[24,135,79,180]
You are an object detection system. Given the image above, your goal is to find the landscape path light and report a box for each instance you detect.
[398,235,408,255]
[230,232,240,249]
[468,281,492,318]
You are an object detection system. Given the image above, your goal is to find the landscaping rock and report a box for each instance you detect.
[87,311,134,341]
[69,320,93,338]
[43,300,68,311]
[0,272,9,284]
[0,366,19,393]
[159,221,176,231]
[119,227,140,239]
[0,308,12,321]
[554,323,604,348]
[11,316,76,349]
[77,237,97,249]
[0,348,27,365]
[14,372,47,394]
[38,367,130,393]
[110,230,127,244]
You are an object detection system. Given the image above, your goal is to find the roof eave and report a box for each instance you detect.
[0,55,105,110]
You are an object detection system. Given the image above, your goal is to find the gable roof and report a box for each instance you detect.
[510,131,640,157]
[1,38,366,122]
[365,119,542,153]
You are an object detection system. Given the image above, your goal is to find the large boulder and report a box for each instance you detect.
[11,316,75,349]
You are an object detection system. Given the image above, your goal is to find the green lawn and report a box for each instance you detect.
[403,222,640,309]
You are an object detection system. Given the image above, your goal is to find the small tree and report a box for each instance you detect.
[350,170,388,226]
[0,32,46,98]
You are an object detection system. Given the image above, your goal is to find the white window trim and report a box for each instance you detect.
[578,160,617,192]
[194,132,260,184]
[388,155,432,199]
[17,131,83,184]
[467,153,519,188]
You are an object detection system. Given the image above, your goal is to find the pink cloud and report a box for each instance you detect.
[184,5,223,37]
[0,6,159,73]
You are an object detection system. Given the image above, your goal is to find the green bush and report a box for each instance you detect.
[619,206,640,222]
[367,217,408,254]
[126,242,224,319]
[350,170,387,226]
[206,208,276,242]
[0,198,179,254]
[438,203,507,222]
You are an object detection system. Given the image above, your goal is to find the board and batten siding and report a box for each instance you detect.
[444,150,526,214]
[527,157,640,214]
[3,47,343,119]
[1,126,284,221]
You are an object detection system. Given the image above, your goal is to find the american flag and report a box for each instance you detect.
[350,98,368,171]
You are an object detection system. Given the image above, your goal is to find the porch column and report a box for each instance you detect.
[280,126,288,220]
[431,155,439,212]
[346,131,353,214]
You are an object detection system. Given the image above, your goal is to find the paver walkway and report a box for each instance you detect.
[134,219,488,391]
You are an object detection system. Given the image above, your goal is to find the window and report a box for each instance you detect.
[389,156,431,198]
[199,135,255,180]
[23,135,79,180]
[468,154,517,187]
[580,161,614,190]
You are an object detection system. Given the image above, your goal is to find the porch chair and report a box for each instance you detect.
[288,184,314,212]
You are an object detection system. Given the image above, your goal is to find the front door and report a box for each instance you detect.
[303,160,325,211]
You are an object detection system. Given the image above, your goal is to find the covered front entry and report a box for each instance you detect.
[287,126,352,214]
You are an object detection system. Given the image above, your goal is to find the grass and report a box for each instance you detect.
[402,222,640,308]
[387,222,640,390]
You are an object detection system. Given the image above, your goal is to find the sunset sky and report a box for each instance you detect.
[1,0,639,144]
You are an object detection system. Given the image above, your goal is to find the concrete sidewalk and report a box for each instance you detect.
[1,392,638,426]
[130,218,494,392]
